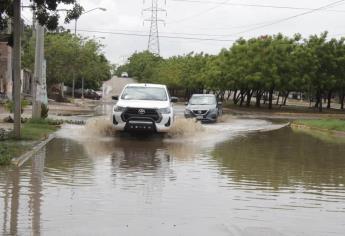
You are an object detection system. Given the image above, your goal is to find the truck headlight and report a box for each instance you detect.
[159,107,171,114]
[114,106,125,112]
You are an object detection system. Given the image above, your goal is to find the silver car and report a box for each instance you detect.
[184,94,222,123]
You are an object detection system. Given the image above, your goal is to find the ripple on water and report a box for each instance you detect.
[2,115,345,235]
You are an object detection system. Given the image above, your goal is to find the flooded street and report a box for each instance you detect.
[1,111,345,235]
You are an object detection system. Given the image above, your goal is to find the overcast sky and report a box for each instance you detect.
[21,0,345,64]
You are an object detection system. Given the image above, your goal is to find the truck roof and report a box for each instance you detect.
[125,83,167,88]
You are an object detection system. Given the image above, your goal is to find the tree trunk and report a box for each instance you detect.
[246,90,253,107]
[263,92,268,105]
[276,92,280,105]
[340,91,345,110]
[184,88,189,101]
[268,89,274,109]
[239,90,245,107]
[234,90,241,105]
[282,91,290,106]
[256,90,262,107]
[315,90,320,108]
[233,90,237,104]
[227,90,232,100]
[327,90,332,109]
[317,90,323,112]
[220,90,225,101]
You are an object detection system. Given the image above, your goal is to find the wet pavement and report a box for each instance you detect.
[1,109,345,235]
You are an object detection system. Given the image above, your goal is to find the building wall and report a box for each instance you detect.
[0,42,12,99]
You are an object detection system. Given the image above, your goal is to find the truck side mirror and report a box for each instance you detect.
[171,97,178,103]
[112,95,119,100]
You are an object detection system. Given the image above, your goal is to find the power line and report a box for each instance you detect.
[221,0,345,38]
[72,28,235,42]
[167,0,231,24]
[80,27,245,37]
[170,0,345,13]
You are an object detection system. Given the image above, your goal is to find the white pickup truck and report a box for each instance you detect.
[112,83,177,132]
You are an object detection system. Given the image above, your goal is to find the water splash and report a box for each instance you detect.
[83,117,116,137]
[166,117,204,138]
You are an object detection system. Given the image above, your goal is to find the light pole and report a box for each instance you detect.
[72,7,106,99]
[74,8,106,36]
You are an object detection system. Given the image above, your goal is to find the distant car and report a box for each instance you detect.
[74,89,101,100]
[184,94,222,123]
[121,72,128,77]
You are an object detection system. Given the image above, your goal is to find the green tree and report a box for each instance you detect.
[22,29,111,92]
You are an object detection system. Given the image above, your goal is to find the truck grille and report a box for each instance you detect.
[121,108,161,122]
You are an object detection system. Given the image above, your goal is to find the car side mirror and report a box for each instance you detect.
[185,102,188,106]
[112,95,119,100]
[171,97,178,103]
[218,101,222,106]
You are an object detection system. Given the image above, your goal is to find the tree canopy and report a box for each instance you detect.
[22,28,111,91]
[0,0,83,31]
[118,32,345,111]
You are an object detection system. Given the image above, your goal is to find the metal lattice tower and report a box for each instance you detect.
[143,0,166,55]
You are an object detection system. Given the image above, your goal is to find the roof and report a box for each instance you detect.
[125,83,166,88]
[192,94,216,97]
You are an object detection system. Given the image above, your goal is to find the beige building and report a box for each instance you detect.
[0,42,13,99]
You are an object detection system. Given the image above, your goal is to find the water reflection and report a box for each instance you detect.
[1,124,345,235]
[0,148,46,235]
[213,127,345,189]
[44,138,94,187]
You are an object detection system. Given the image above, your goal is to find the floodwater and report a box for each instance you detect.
[1,116,345,235]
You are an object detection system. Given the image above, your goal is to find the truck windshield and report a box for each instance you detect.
[189,96,216,105]
[121,86,168,101]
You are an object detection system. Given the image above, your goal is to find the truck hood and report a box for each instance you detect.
[116,100,171,109]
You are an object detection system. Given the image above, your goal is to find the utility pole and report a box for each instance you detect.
[13,0,22,138]
[32,22,45,119]
[143,0,166,55]
[72,19,77,99]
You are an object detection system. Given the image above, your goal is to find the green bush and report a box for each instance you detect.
[0,145,11,165]
[41,104,49,119]
[4,100,29,113]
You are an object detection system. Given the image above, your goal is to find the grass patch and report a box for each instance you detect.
[0,144,12,165]
[0,119,59,165]
[20,119,59,140]
[294,119,345,132]
[0,141,28,165]
[292,127,345,144]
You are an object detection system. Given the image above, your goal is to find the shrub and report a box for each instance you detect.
[41,104,49,119]
[4,100,29,113]
[0,145,11,165]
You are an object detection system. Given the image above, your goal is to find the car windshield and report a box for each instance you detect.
[189,96,216,105]
[121,86,168,101]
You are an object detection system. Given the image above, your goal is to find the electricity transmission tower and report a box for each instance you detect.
[143,0,166,55]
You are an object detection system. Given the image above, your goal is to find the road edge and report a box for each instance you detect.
[11,133,56,167]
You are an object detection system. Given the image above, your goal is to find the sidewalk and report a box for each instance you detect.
[0,98,98,130]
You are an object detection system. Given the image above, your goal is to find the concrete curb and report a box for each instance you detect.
[11,134,56,167]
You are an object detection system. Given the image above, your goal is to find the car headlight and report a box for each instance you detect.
[114,105,126,112]
[184,109,192,114]
[209,108,218,114]
[159,107,171,114]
